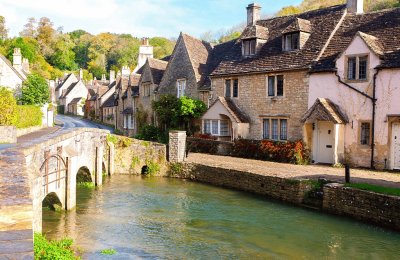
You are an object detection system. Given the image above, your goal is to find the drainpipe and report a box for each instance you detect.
[335,69,379,169]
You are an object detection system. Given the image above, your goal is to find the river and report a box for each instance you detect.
[43,175,400,259]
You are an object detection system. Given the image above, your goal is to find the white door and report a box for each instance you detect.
[317,121,335,164]
[392,123,400,170]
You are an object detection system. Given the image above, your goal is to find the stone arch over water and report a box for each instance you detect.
[76,166,92,183]
[42,192,62,211]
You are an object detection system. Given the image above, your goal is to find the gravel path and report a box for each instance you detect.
[187,153,400,188]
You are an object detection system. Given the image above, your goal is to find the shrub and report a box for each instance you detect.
[0,86,17,125]
[137,125,163,142]
[144,159,160,175]
[14,105,42,129]
[106,134,118,145]
[19,73,50,105]
[34,233,79,259]
[101,249,117,255]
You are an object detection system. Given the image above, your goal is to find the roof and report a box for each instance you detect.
[55,73,73,91]
[148,58,168,85]
[210,97,250,123]
[129,73,141,87]
[301,98,348,124]
[312,8,400,72]
[211,5,347,76]
[282,18,312,34]
[122,107,133,114]
[241,25,269,40]
[69,97,82,105]
[0,54,25,81]
[61,81,79,98]
[102,94,115,108]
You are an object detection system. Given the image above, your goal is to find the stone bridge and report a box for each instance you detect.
[0,128,112,258]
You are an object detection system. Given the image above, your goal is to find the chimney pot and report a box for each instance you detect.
[347,0,364,14]
[247,3,261,26]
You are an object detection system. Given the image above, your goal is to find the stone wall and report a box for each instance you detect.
[211,70,309,140]
[323,183,400,231]
[0,126,17,143]
[169,131,187,163]
[112,135,168,175]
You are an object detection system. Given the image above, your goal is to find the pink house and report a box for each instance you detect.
[303,0,400,170]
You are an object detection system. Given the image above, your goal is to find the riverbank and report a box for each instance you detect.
[168,153,400,231]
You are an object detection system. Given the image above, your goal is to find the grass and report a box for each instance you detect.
[34,233,79,259]
[77,182,95,189]
[101,249,117,255]
[345,183,400,196]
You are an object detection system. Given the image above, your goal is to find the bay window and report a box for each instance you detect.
[203,119,230,136]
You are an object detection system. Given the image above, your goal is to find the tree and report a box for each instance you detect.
[149,37,175,59]
[36,17,56,57]
[20,17,37,38]
[20,73,50,105]
[178,96,207,132]
[0,86,17,125]
[0,16,8,40]
[277,6,302,16]
[49,34,77,70]
[152,94,180,129]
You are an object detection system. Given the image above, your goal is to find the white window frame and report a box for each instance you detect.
[267,75,284,98]
[262,118,288,141]
[203,119,230,137]
[177,79,186,98]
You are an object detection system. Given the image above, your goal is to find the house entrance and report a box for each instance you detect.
[317,121,334,164]
[392,123,400,170]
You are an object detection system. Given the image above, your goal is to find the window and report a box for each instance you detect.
[267,75,284,97]
[177,79,186,98]
[243,39,256,56]
[142,83,151,97]
[283,32,300,51]
[360,122,371,145]
[203,120,230,136]
[123,115,128,129]
[347,55,368,81]
[263,118,288,141]
[225,79,239,98]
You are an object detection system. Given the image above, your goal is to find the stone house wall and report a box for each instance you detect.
[137,63,157,127]
[0,58,23,93]
[211,70,309,140]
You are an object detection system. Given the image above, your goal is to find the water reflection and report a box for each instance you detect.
[43,175,400,259]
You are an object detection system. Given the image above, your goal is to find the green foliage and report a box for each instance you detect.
[152,94,180,129]
[345,183,400,196]
[149,37,175,59]
[277,6,302,16]
[169,162,184,176]
[101,249,117,255]
[49,34,77,70]
[77,182,95,189]
[20,73,50,105]
[34,233,79,259]
[119,136,132,147]
[106,134,118,144]
[137,125,163,142]
[0,86,17,125]
[144,159,160,175]
[131,156,141,168]
[179,96,207,121]
[14,105,42,129]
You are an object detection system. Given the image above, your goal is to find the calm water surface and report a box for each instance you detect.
[43,175,400,259]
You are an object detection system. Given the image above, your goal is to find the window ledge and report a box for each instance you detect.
[345,79,369,83]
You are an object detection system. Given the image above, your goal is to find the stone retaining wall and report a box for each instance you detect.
[16,125,43,137]
[323,183,400,231]
[0,126,17,143]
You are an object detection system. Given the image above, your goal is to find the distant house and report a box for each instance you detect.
[304,1,400,169]
[59,79,88,116]
[0,48,29,94]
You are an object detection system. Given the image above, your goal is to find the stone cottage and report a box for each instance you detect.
[205,3,347,141]
[304,0,400,169]
[0,48,29,94]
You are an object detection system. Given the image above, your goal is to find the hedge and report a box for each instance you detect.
[0,86,17,125]
[15,105,42,129]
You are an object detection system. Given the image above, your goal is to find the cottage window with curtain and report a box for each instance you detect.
[177,79,186,98]
[243,39,256,56]
[203,119,230,136]
[347,55,368,81]
[142,83,151,97]
[360,122,371,145]
[267,75,284,97]
[283,32,300,51]
[225,79,239,98]
[263,118,288,141]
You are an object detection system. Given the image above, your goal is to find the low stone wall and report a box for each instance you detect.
[172,163,315,205]
[323,183,400,231]
[16,125,43,137]
[112,136,168,175]
[0,126,17,143]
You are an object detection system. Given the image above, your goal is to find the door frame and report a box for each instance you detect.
[391,122,400,170]
[313,121,335,164]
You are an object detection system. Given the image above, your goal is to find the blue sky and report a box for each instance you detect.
[0,0,302,38]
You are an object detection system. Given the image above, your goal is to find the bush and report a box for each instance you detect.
[0,86,17,125]
[34,233,79,259]
[14,105,42,129]
[19,73,50,105]
[136,125,165,143]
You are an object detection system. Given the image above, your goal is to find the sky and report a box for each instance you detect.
[0,0,302,38]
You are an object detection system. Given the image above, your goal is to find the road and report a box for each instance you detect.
[56,114,114,132]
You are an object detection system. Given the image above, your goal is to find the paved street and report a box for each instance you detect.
[56,114,114,132]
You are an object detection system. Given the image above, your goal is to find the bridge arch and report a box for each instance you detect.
[42,192,62,211]
[76,166,92,183]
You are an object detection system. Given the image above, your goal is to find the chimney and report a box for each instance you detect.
[110,70,115,83]
[101,73,106,81]
[13,48,22,68]
[79,68,83,80]
[347,0,364,14]
[134,37,154,74]
[247,3,261,26]
[121,66,131,77]
[141,37,149,46]
[22,58,30,73]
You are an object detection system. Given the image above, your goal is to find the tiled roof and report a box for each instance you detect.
[55,73,73,91]
[312,8,400,72]
[211,5,347,76]
[148,58,168,85]
[61,81,79,98]
[0,55,25,81]
[282,18,312,34]
[301,98,348,124]
[102,94,115,108]
[69,97,82,105]
[210,97,250,123]
[129,73,141,87]
[122,107,133,114]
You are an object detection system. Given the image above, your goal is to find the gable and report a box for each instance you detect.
[337,34,381,63]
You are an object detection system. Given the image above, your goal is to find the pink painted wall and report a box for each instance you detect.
[309,35,400,168]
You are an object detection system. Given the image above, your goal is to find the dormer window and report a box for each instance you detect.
[347,55,368,81]
[243,39,256,56]
[283,32,300,51]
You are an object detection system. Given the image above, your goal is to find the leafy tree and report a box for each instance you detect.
[277,6,302,16]
[107,35,140,71]
[36,17,56,57]
[69,29,89,40]
[73,33,92,68]
[49,34,77,70]
[20,73,50,105]
[152,94,180,129]
[0,16,8,40]
[0,86,17,125]
[149,37,175,59]
[178,96,207,132]
[20,17,37,38]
